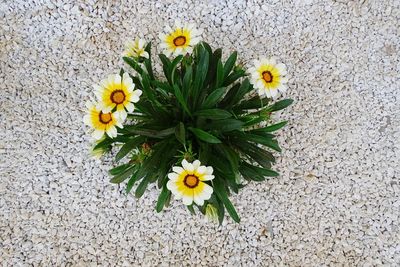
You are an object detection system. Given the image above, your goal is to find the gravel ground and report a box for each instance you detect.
[1,0,399,266]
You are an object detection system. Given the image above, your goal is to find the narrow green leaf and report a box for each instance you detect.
[223,51,237,79]
[143,42,154,79]
[125,170,139,193]
[216,59,224,87]
[110,167,134,184]
[234,96,270,110]
[201,87,226,108]
[135,175,150,198]
[213,179,240,223]
[124,126,175,139]
[223,68,245,86]
[156,185,171,212]
[182,65,193,97]
[267,99,294,112]
[194,109,232,119]
[175,122,186,145]
[251,121,288,133]
[188,127,221,143]
[109,164,130,176]
[123,57,143,74]
[207,119,244,132]
[173,84,192,116]
[115,136,145,162]
[187,205,196,215]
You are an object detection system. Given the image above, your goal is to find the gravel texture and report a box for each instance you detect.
[1,0,399,266]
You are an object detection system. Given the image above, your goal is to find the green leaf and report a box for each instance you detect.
[115,136,145,162]
[135,175,150,198]
[193,47,210,105]
[201,87,226,109]
[110,167,134,184]
[173,84,192,116]
[123,57,143,74]
[233,132,282,152]
[143,42,154,79]
[125,170,139,193]
[215,144,239,171]
[175,122,186,145]
[223,68,245,86]
[188,127,221,143]
[187,205,196,215]
[223,51,237,79]
[213,178,240,223]
[109,164,130,176]
[207,119,244,132]
[216,59,224,87]
[251,121,288,133]
[234,96,270,110]
[124,126,175,139]
[239,161,279,182]
[156,185,171,212]
[230,78,252,106]
[233,141,275,168]
[182,65,193,98]
[194,109,232,119]
[267,99,294,112]
[171,55,184,85]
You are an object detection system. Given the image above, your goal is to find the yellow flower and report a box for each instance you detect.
[159,21,203,56]
[94,73,142,120]
[123,38,149,59]
[205,204,218,223]
[167,159,214,206]
[249,57,288,99]
[83,101,124,140]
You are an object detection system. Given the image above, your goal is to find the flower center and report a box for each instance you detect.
[184,174,199,188]
[262,71,273,83]
[99,112,112,124]
[173,36,186,47]
[111,90,125,104]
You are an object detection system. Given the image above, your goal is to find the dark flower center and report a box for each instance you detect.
[184,174,199,188]
[99,112,112,124]
[262,71,273,83]
[173,36,186,47]
[111,90,125,104]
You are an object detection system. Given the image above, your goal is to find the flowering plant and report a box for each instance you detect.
[84,22,292,223]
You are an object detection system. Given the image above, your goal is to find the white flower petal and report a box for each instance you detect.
[168,173,179,181]
[83,115,91,126]
[182,159,194,172]
[125,102,135,113]
[275,63,287,75]
[92,129,105,140]
[192,160,201,170]
[193,195,204,206]
[173,166,184,174]
[270,88,278,99]
[202,183,213,196]
[280,77,288,84]
[182,195,193,206]
[206,166,214,175]
[117,110,127,121]
[278,84,287,93]
[106,125,117,138]
[197,166,207,175]
[202,175,214,181]
[114,74,121,84]
[85,100,94,109]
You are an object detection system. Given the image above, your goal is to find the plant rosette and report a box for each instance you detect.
[83,21,293,224]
